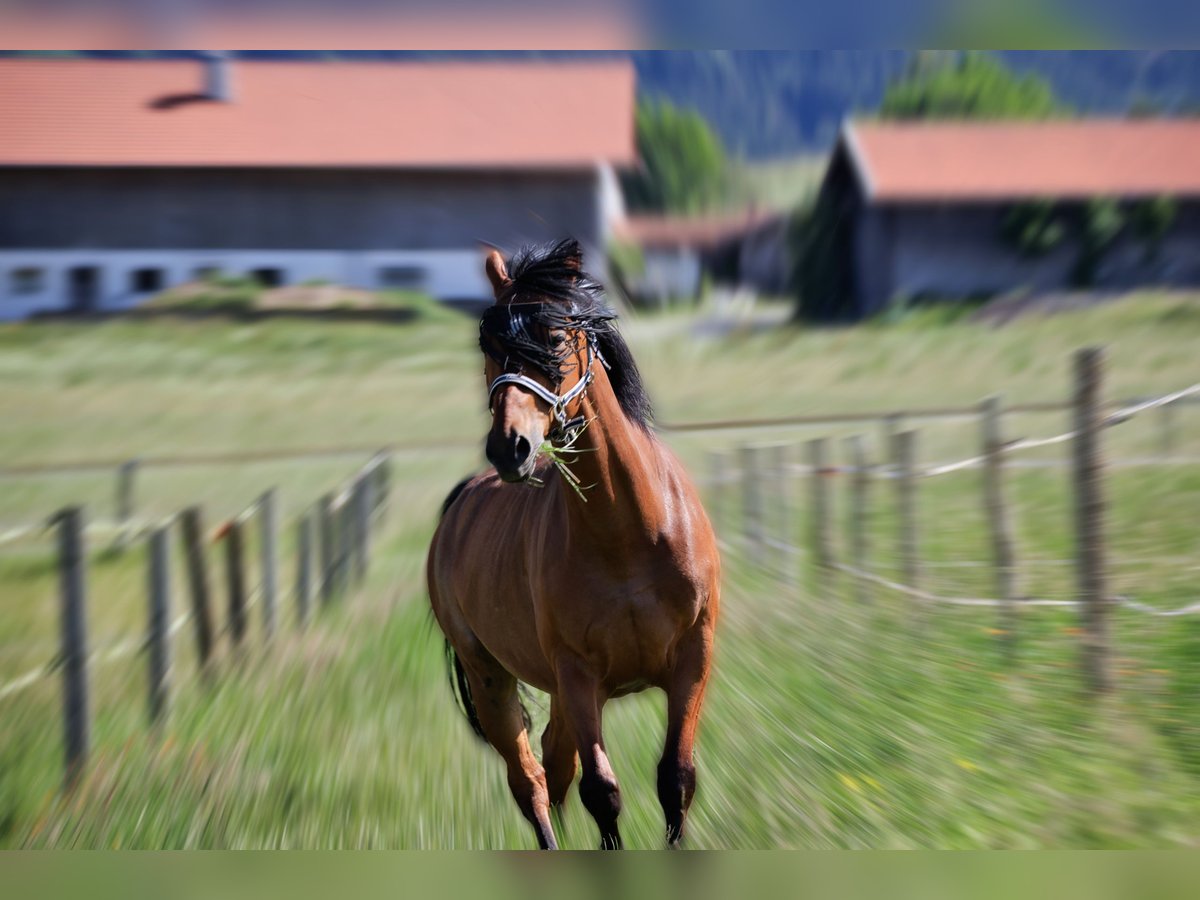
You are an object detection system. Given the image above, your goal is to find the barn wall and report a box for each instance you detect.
[870,201,1200,308]
[0,166,605,316]
[853,206,892,317]
[886,205,1078,301]
[0,167,601,252]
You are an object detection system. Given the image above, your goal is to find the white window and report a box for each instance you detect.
[11,267,45,295]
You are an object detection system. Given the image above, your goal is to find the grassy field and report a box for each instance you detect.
[1,292,1199,848]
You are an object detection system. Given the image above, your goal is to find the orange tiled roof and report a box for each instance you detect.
[0,58,635,168]
[847,119,1200,202]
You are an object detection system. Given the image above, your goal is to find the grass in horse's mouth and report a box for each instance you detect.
[527,420,596,502]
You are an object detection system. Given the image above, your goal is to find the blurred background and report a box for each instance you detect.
[1,49,1200,849]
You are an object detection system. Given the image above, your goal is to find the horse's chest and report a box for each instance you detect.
[536,554,702,664]
[542,548,697,608]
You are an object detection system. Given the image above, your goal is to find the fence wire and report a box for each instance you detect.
[716,376,1200,623]
[0,454,389,705]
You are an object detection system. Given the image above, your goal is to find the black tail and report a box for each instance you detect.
[436,477,486,740]
[446,640,487,741]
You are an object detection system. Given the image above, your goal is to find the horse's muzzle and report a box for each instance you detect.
[486,428,539,483]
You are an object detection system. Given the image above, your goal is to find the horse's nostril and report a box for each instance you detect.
[513,434,532,465]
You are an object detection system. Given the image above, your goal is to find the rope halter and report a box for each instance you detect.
[488,338,599,443]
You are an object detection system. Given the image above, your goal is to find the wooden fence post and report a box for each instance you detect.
[807,438,832,573]
[982,396,1019,661]
[318,493,335,607]
[882,414,904,468]
[893,430,920,592]
[354,475,370,583]
[740,445,764,564]
[179,507,215,670]
[375,453,393,522]
[55,507,90,784]
[770,443,792,576]
[1160,401,1176,460]
[259,489,278,638]
[115,458,139,549]
[341,490,357,591]
[296,510,314,628]
[1074,347,1111,695]
[845,435,869,604]
[224,517,247,646]
[147,524,170,724]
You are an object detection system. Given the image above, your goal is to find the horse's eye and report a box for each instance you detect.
[551,333,567,347]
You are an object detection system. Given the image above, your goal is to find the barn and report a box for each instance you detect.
[0,55,634,318]
[808,119,1200,320]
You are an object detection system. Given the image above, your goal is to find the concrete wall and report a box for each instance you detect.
[0,248,493,319]
[0,166,605,316]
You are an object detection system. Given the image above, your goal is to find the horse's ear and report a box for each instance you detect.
[485,250,510,297]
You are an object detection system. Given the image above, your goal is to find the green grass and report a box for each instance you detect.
[729,154,826,212]
[1,292,1199,848]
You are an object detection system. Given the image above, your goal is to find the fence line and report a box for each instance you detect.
[831,561,1079,608]
[0,440,448,479]
[699,379,1200,489]
[3,386,1197,483]
[657,392,1200,435]
[696,454,1200,491]
[0,451,395,784]
[0,518,156,549]
[722,355,1200,697]
[1115,596,1200,618]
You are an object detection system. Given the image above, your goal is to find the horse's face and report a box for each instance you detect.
[479,250,591,483]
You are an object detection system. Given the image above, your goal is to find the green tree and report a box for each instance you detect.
[879,52,1062,120]
[621,99,727,214]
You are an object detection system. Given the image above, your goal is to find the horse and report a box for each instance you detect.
[426,239,721,850]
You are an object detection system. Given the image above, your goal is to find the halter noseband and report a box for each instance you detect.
[488,338,598,442]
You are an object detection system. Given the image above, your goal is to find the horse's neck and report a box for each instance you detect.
[561,371,666,540]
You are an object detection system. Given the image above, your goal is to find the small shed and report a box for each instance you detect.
[807,119,1200,320]
[612,209,788,305]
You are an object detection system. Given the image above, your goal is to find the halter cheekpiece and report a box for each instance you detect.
[487,337,599,442]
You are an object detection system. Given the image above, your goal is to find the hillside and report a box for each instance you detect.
[631,50,1200,157]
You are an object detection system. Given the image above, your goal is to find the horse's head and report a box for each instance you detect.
[477,241,606,483]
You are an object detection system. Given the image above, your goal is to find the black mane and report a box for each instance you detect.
[478,239,653,430]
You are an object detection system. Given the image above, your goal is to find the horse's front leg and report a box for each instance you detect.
[555,656,623,849]
[658,613,715,848]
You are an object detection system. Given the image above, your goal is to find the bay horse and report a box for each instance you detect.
[426,240,720,849]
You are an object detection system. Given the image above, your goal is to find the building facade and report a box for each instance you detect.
[0,57,635,318]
